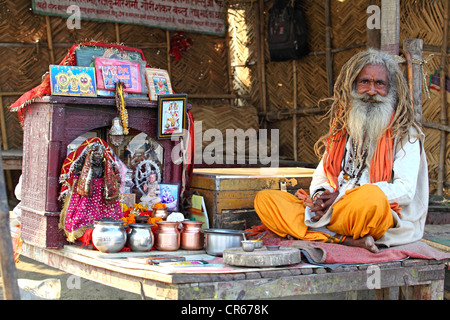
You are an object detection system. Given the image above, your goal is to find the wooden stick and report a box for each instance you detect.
[422,121,450,133]
[166,30,171,77]
[188,93,250,99]
[403,39,424,124]
[324,0,333,97]
[380,0,400,55]
[399,48,414,109]
[367,0,381,49]
[115,23,121,43]
[0,150,20,300]
[45,16,55,65]
[225,7,235,106]
[256,0,267,122]
[292,60,298,161]
[261,106,329,121]
[0,95,13,197]
[437,0,449,196]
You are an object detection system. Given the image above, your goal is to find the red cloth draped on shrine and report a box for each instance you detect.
[9,41,147,125]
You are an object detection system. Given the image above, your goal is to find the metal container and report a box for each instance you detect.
[92,220,127,253]
[154,221,180,251]
[127,223,154,252]
[152,208,168,220]
[134,216,149,224]
[241,240,256,252]
[204,229,247,256]
[180,221,204,250]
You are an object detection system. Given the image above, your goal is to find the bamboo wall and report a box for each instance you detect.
[0,0,448,196]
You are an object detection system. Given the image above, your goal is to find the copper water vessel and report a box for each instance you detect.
[154,221,180,251]
[180,221,204,250]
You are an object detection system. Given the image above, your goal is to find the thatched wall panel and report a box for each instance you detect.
[400,0,449,193]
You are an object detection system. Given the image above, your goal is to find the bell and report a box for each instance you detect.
[109,117,125,146]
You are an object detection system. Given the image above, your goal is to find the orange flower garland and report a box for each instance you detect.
[120,202,164,226]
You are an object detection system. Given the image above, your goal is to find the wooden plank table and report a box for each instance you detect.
[18,240,447,300]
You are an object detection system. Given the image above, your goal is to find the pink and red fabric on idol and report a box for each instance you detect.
[59,137,123,242]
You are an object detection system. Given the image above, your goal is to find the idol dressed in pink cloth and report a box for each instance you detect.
[59,138,123,242]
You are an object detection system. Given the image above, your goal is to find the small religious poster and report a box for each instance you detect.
[145,68,173,101]
[157,94,187,139]
[160,183,180,212]
[50,65,97,97]
[95,58,142,93]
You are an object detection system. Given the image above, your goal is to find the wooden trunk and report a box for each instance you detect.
[20,96,183,248]
[190,168,314,230]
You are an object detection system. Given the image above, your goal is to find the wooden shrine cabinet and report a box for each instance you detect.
[20,96,183,248]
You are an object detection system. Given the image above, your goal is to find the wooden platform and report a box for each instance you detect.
[17,240,447,300]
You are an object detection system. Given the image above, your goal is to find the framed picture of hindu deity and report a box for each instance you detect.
[159,183,180,212]
[157,94,187,139]
[145,68,173,101]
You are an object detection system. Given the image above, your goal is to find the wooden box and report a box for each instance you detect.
[190,167,314,230]
[20,96,183,248]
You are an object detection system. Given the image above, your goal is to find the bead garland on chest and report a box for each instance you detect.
[341,140,368,188]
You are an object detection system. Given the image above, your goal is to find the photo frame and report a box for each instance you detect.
[157,94,187,139]
[145,68,173,101]
[159,183,180,212]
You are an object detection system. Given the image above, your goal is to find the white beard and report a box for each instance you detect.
[348,90,396,167]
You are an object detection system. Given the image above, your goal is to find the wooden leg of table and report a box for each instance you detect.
[399,285,413,300]
[345,290,358,300]
[374,288,390,300]
[399,280,444,300]
[412,280,444,300]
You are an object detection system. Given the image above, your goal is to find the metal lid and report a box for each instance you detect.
[204,228,248,235]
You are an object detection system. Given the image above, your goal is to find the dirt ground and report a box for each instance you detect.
[0,255,141,300]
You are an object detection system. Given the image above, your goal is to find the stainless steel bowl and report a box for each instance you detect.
[127,223,154,252]
[204,229,247,256]
[92,220,127,253]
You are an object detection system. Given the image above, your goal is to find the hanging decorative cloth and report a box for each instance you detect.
[9,41,147,126]
[169,32,193,61]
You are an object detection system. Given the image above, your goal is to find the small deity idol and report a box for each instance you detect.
[139,171,161,209]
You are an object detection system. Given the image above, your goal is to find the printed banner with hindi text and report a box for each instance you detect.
[32,0,226,36]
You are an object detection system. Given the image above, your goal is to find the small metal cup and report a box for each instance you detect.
[241,240,256,252]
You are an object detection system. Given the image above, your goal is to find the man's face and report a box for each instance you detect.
[355,64,389,100]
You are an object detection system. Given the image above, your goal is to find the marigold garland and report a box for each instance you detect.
[115,81,129,135]
[120,202,164,226]
[153,202,167,209]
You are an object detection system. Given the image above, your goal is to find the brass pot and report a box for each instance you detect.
[152,208,168,220]
[180,221,204,250]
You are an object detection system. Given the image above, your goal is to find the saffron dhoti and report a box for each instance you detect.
[254,184,393,242]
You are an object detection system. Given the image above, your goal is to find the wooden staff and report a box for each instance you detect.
[165,30,172,78]
[292,60,298,161]
[0,151,20,300]
[437,0,449,196]
[45,16,55,65]
[324,0,333,97]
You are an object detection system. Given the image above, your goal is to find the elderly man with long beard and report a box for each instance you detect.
[254,49,429,253]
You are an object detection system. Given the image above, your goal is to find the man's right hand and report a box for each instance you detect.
[309,190,339,222]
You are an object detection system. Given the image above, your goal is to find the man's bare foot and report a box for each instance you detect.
[341,235,379,253]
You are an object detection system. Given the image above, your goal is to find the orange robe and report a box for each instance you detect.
[254,184,393,242]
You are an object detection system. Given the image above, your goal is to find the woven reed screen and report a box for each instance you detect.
[0,0,448,195]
